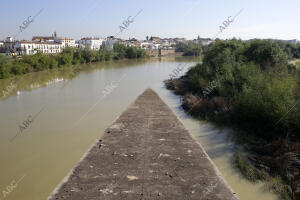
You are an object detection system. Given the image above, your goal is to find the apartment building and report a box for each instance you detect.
[33,32,76,48]
[78,37,104,50]
[54,37,76,48]
[104,36,122,49]
[14,41,62,55]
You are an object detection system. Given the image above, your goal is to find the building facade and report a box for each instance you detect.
[104,36,122,49]
[78,37,104,50]
[54,38,76,48]
[33,32,76,49]
[14,41,62,55]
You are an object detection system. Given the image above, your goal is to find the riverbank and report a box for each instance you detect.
[0,44,147,79]
[165,39,300,200]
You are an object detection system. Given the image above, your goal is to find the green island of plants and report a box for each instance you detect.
[165,39,300,200]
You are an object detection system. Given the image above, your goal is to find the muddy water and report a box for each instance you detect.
[0,57,279,200]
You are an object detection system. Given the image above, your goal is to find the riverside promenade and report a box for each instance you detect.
[48,88,238,200]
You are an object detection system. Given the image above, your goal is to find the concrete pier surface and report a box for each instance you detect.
[48,88,238,200]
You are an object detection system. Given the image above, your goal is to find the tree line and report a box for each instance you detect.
[0,43,147,79]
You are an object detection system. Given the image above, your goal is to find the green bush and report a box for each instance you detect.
[232,72,297,138]
[113,43,127,59]
[126,47,138,58]
[82,48,96,63]
[0,55,11,78]
[175,41,203,56]
[244,39,288,70]
[180,39,300,139]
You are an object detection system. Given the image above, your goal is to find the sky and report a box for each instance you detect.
[0,0,300,41]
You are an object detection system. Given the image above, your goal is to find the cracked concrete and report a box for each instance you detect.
[48,88,238,200]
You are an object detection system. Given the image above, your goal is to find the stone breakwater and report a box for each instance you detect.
[48,88,238,200]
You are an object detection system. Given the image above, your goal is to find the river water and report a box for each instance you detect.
[0,57,279,200]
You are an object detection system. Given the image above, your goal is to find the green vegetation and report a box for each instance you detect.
[175,41,202,56]
[295,60,300,68]
[265,176,293,200]
[234,153,268,182]
[234,153,292,200]
[273,40,300,59]
[166,39,300,199]
[0,44,146,79]
[169,39,299,139]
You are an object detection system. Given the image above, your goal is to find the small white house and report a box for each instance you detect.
[54,37,76,48]
[79,37,104,50]
[140,41,151,49]
[104,37,122,49]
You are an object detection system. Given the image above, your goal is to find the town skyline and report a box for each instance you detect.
[2,31,300,44]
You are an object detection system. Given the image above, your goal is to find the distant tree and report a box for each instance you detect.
[244,39,288,70]
[0,55,11,78]
[82,48,96,63]
[175,42,203,56]
[137,48,146,58]
[126,47,137,58]
[175,42,187,52]
[113,43,127,59]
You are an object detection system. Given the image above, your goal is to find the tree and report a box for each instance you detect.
[113,43,127,59]
[244,39,288,70]
[0,55,11,78]
[126,47,137,58]
[82,48,96,63]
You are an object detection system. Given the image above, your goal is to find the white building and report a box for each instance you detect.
[79,37,104,50]
[0,41,3,48]
[122,38,140,48]
[14,41,62,55]
[104,36,122,49]
[140,41,153,49]
[196,36,215,46]
[54,37,76,48]
[200,39,214,46]
[33,32,76,49]
[140,40,164,50]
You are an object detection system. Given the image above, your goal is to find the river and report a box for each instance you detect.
[0,57,279,200]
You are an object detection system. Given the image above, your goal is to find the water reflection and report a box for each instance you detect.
[0,56,194,100]
[0,68,79,99]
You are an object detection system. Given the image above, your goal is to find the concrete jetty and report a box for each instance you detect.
[48,88,238,200]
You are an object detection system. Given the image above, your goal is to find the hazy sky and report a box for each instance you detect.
[1,0,299,41]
